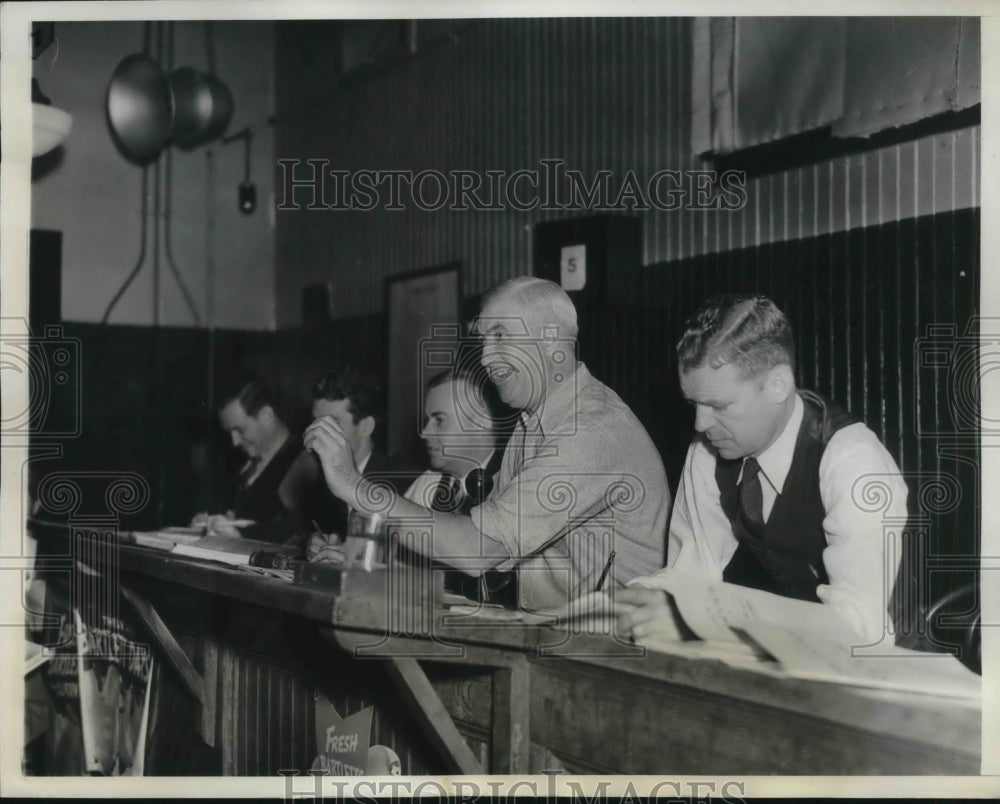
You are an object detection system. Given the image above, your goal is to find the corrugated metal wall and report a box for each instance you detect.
[598,208,980,615]
[274,18,979,324]
[615,207,979,482]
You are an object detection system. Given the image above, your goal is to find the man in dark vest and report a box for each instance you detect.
[619,295,908,642]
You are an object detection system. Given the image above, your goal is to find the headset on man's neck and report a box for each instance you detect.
[459,448,503,505]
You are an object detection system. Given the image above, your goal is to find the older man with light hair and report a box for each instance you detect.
[305,276,670,609]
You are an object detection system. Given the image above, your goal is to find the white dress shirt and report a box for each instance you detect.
[404,470,451,510]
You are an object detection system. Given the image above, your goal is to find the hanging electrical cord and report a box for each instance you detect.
[153,156,162,326]
[205,19,218,341]
[163,21,203,325]
[103,18,236,325]
[205,21,218,416]
[203,21,220,504]
[102,21,161,326]
[100,21,156,325]
[206,150,217,340]
[102,21,204,326]
[205,146,218,504]
[151,21,163,328]
[221,126,255,214]
[100,164,149,324]
[151,21,166,522]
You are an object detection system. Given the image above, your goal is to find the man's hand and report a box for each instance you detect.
[192,512,243,537]
[205,518,241,538]
[304,416,362,501]
[614,587,673,639]
[307,532,337,561]
[204,514,243,537]
[307,533,347,564]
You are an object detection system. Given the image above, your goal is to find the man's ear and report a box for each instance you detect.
[766,364,796,404]
[358,415,376,438]
[257,405,277,427]
[541,331,572,364]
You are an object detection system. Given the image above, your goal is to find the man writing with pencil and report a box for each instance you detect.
[305,277,671,609]
[192,374,302,543]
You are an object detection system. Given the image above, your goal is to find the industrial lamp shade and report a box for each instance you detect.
[199,74,234,143]
[32,102,73,157]
[169,67,234,148]
[106,54,172,163]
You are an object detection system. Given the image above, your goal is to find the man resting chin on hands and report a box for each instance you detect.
[304,416,366,504]
[298,367,413,564]
[302,414,365,565]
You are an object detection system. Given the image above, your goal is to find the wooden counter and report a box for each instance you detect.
[31,527,981,776]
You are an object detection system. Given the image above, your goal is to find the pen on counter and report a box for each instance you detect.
[595,550,616,592]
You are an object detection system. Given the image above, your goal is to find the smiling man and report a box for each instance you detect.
[305,276,670,609]
[619,295,908,642]
[470,276,670,607]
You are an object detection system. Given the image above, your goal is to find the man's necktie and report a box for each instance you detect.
[431,475,463,513]
[738,456,766,539]
[240,457,262,487]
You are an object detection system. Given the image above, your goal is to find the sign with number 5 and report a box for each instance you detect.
[559,244,587,291]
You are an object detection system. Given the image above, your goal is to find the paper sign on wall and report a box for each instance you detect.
[74,607,155,776]
[311,695,374,776]
[560,244,587,291]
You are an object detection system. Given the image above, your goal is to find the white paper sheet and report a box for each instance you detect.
[628,568,981,699]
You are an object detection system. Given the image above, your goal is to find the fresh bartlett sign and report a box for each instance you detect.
[310,695,373,776]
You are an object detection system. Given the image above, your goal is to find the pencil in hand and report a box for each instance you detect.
[595,550,616,592]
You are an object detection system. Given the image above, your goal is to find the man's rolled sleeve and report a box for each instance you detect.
[818,424,909,642]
